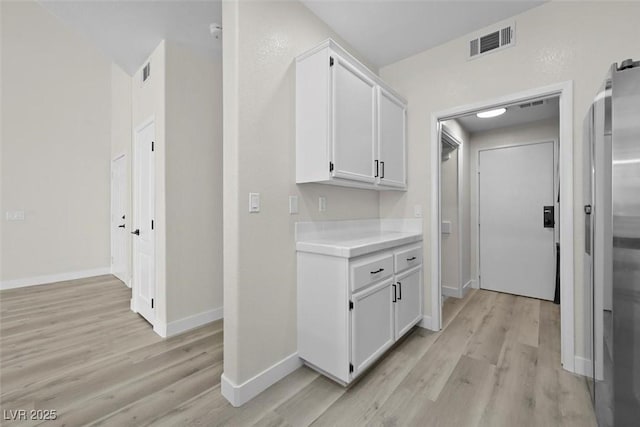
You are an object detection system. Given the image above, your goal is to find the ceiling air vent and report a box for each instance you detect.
[142,62,151,83]
[469,22,515,60]
[520,99,545,109]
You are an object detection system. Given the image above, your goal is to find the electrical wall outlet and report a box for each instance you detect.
[289,195,299,214]
[249,193,260,213]
[6,211,25,221]
[318,196,327,212]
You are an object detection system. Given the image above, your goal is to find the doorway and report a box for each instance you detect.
[132,118,156,325]
[430,81,576,373]
[111,154,128,285]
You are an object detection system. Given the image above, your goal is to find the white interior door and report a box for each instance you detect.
[378,88,406,187]
[133,120,155,324]
[479,141,555,300]
[331,56,376,183]
[111,155,128,285]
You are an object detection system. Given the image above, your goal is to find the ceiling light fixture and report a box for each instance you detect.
[476,107,506,118]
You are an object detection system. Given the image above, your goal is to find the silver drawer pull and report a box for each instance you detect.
[406,256,416,261]
[370,268,384,274]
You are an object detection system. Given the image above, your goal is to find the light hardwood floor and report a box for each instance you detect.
[0,276,596,426]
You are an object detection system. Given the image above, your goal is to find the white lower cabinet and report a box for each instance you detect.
[297,241,423,385]
[351,279,395,376]
[395,267,423,338]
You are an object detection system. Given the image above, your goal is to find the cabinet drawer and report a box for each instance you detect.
[350,253,393,293]
[394,245,422,273]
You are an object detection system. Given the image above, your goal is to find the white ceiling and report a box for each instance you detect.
[37,0,545,76]
[456,96,559,134]
[38,0,222,75]
[301,0,545,68]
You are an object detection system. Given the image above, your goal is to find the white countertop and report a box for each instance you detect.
[295,219,423,258]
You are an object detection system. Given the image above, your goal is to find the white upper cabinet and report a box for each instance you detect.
[378,88,407,188]
[296,39,407,191]
[332,56,376,183]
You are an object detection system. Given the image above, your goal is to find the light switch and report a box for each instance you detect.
[289,195,299,214]
[249,193,260,213]
[6,211,25,221]
[318,196,327,212]
[414,204,423,218]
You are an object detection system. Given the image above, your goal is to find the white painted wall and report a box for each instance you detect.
[378,0,640,358]
[132,41,167,325]
[110,64,132,284]
[1,1,112,286]
[164,41,223,323]
[222,0,381,388]
[469,118,559,286]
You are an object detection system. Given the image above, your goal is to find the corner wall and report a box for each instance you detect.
[378,0,640,359]
[130,40,224,334]
[165,41,223,325]
[222,0,380,402]
[131,41,167,325]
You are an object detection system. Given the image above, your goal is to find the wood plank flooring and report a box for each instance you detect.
[0,276,596,426]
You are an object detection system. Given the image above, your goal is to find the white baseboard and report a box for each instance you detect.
[462,280,474,296]
[110,268,131,288]
[0,267,111,290]
[573,356,593,377]
[418,315,434,331]
[442,280,474,300]
[221,352,303,407]
[153,321,167,338]
[442,286,460,298]
[153,306,224,338]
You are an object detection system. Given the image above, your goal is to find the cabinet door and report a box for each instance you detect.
[378,88,406,188]
[395,267,422,338]
[331,55,376,184]
[351,279,394,377]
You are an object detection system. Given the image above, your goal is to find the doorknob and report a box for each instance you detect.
[131,229,140,235]
[118,224,125,228]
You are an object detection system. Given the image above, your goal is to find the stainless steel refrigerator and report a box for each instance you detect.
[584,59,640,427]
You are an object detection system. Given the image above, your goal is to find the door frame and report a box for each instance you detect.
[476,139,558,297]
[110,152,129,287]
[131,115,156,322]
[440,126,464,298]
[430,81,576,373]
